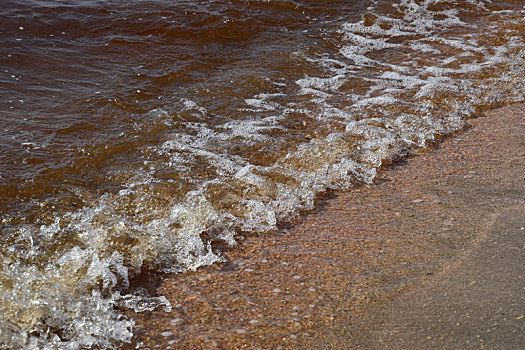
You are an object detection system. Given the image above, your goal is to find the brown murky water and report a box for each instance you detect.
[0,0,524,348]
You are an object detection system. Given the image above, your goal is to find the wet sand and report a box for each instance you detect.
[126,103,525,349]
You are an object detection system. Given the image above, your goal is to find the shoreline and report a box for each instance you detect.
[126,103,525,349]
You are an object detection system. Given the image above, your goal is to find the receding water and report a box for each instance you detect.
[1,0,524,348]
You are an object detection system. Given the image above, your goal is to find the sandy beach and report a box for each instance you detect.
[126,103,525,349]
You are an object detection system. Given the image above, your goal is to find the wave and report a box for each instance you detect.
[0,0,524,348]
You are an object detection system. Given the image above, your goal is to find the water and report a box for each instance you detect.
[1,0,524,348]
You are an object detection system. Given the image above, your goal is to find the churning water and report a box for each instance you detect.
[1,0,524,348]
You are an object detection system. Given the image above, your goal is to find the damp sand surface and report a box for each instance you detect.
[127,104,525,349]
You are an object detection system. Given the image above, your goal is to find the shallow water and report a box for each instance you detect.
[1,0,524,348]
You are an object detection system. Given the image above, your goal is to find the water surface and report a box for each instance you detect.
[1,0,524,348]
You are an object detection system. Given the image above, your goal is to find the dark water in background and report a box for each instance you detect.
[1,0,524,348]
